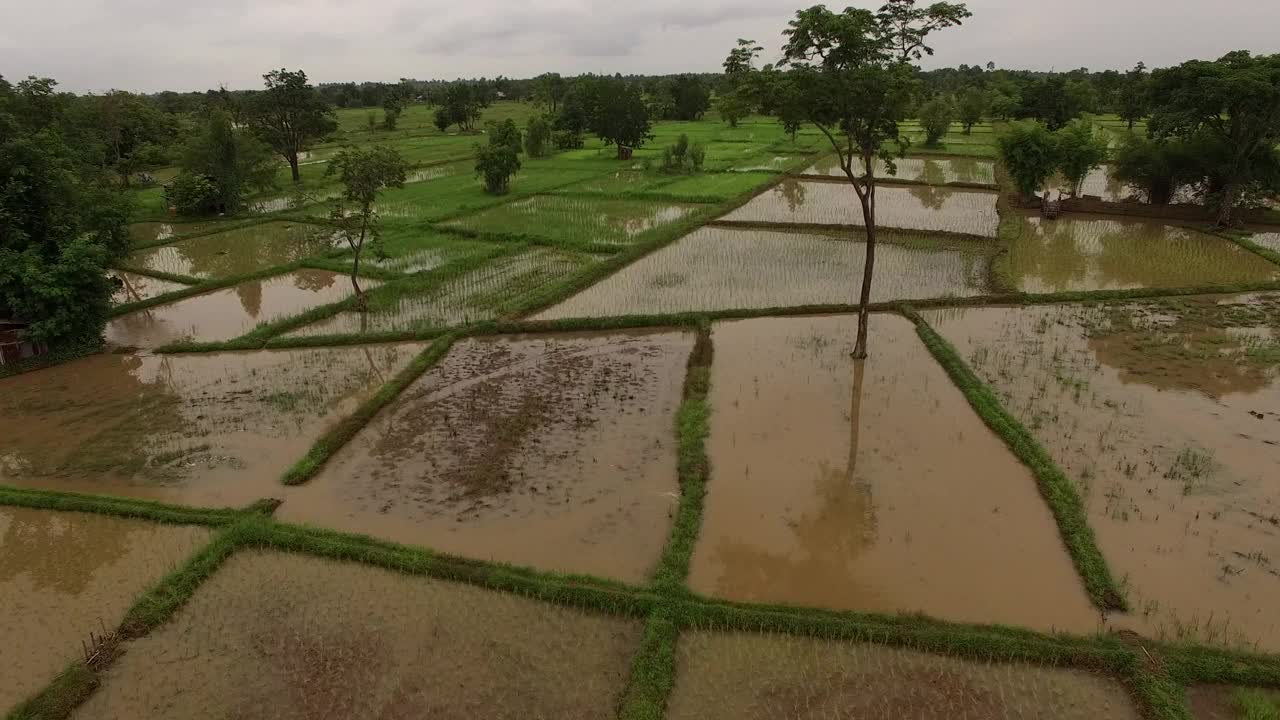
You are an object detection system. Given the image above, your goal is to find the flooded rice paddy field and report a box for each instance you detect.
[667,632,1140,720]
[1187,685,1280,719]
[924,295,1280,650]
[1252,230,1280,253]
[127,220,240,246]
[441,195,701,246]
[687,314,1100,632]
[106,270,372,348]
[124,221,339,280]
[0,507,209,710]
[1007,215,1280,293]
[108,270,187,305]
[285,249,593,337]
[534,227,991,320]
[75,551,639,720]
[721,180,1000,238]
[278,330,692,583]
[805,155,997,186]
[0,343,425,507]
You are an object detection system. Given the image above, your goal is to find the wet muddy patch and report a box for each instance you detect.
[0,507,209,711]
[277,330,692,582]
[805,156,996,186]
[534,227,991,320]
[441,195,700,246]
[1187,685,1280,719]
[924,295,1280,650]
[720,180,1000,237]
[124,222,339,280]
[667,631,1139,720]
[74,551,639,720]
[1007,215,1280,293]
[127,221,237,247]
[687,314,1099,631]
[0,344,425,507]
[108,271,187,306]
[106,270,373,348]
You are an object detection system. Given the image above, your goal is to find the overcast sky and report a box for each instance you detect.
[3,0,1278,94]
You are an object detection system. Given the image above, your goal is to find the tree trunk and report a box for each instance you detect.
[288,152,301,183]
[1127,118,1135,131]
[1215,183,1237,228]
[853,189,876,360]
[351,216,368,311]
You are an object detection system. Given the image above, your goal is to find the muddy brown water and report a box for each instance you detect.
[74,551,639,720]
[666,631,1141,720]
[277,330,693,583]
[126,222,339,280]
[805,156,997,186]
[0,507,209,711]
[108,271,186,306]
[533,227,990,320]
[1187,685,1280,719]
[0,344,425,507]
[105,270,375,348]
[1008,214,1280,293]
[924,297,1280,650]
[127,221,234,246]
[686,314,1100,632]
[721,180,1000,237]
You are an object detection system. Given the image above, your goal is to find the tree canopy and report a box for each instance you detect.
[327,146,408,308]
[244,69,337,183]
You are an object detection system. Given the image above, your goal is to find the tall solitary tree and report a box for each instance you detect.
[1116,62,1149,131]
[325,147,408,309]
[776,1,969,358]
[245,69,337,183]
[589,78,653,159]
[957,86,987,133]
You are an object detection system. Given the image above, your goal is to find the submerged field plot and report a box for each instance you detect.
[75,551,639,720]
[278,330,693,583]
[0,507,209,710]
[126,220,241,246]
[925,294,1280,650]
[108,270,187,305]
[106,270,371,347]
[804,155,997,187]
[667,632,1140,720]
[0,343,425,506]
[687,314,1099,632]
[721,180,1000,238]
[1252,230,1280,253]
[534,227,991,320]
[123,221,339,280]
[1006,215,1280,293]
[441,195,701,247]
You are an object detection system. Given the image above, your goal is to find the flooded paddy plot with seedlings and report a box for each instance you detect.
[124,221,339,280]
[924,295,1280,650]
[75,551,639,720]
[278,330,692,583]
[106,269,374,348]
[108,270,187,305]
[653,172,777,201]
[666,632,1140,720]
[441,195,701,247]
[286,249,592,337]
[127,220,241,247]
[721,180,1000,237]
[553,170,673,196]
[0,507,209,710]
[805,155,997,186]
[1006,215,1280,293]
[687,314,1099,631]
[1187,685,1280,719]
[535,227,991,320]
[1251,230,1280,253]
[0,343,425,506]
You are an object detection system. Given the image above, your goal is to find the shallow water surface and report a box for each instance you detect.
[109,271,187,305]
[125,222,339,280]
[805,156,996,186]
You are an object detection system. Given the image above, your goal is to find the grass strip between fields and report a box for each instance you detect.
[904,306,1127,612]
[280,333,456,485]
[0,485,246,527]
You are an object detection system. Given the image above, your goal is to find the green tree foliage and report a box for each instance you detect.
[778,1,968,358]
[80,90,176,187]
[0,76,130,346]
[714,89,753,128]
[659,134,706,174]
[668,75,712,121]
[175,107,276,214]
[719,39,762,128]
[525,115,552,158]
[475,119,522,194]
[1110,134,1197,205]
[988,89,1018,121]
[1117,62,1148,130]
[244,68,337,183]
[1054,120,1109,196]
[724,38,764,75]
[918,95,955,145]
[381,84,410,130]
[1149,51,1280,226]
[433,82,492,133]
[1022,77,1077,130]
[553,80,593,144]
[957,86,986,133]
[533,73,567,113]
[1064,78,1098,115]
[996,120,1059,197]
[588,78,653,159]
[326,146,408,308]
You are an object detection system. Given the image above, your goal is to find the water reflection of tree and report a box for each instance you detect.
[173,224,337,280]
[778,179,808,212]
[1012,220,1093,291]
[0,510,137,596]
[907,161,950,211]
[709,361,880,604]
[236,278,263,319]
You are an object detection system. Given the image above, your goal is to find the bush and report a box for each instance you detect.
[1054,120,1108,197]
[526,115,552,158]
[919,96,955,146]
[997,121,1059,198]
[660,133,705,174]
[553,130,584,150]
[475,119,523,195]
[166,172,219,215]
